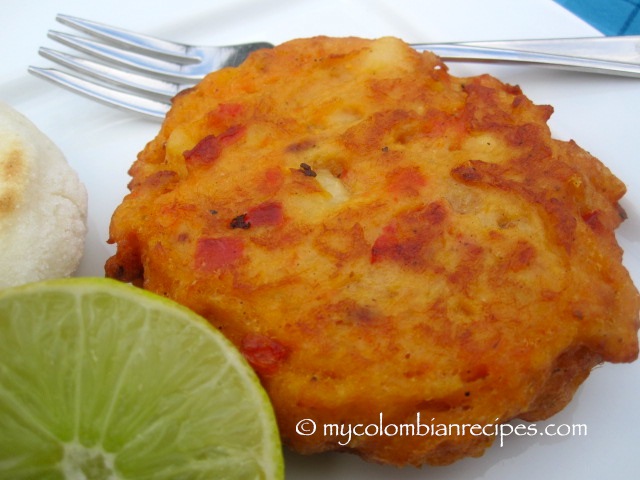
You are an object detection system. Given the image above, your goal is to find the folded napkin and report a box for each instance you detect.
[555,0,640,34]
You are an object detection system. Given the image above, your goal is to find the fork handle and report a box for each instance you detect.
[451,36,640,65]
[412,42,640,77]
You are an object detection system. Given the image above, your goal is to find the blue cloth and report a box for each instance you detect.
[555,0,640,35]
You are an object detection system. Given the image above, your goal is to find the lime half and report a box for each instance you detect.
[0,278,283,479]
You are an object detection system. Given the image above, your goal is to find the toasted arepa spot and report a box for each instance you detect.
[0,141,27,216]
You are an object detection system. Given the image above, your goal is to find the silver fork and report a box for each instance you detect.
[28,14,640,119]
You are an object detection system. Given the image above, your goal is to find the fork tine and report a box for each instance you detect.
[38,47,180,98]
[56,14,194,63]
[48,30,201,82]
[28,66,170,118]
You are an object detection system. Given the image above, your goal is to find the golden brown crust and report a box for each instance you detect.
[106,36,639,466]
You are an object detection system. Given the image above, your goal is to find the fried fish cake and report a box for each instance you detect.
[105,36,639,466]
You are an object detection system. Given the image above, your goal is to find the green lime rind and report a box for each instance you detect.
[0,277,284,480]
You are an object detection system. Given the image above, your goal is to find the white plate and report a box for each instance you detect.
[2,0,638,478]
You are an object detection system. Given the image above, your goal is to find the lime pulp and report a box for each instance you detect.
[0,277,283,479]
